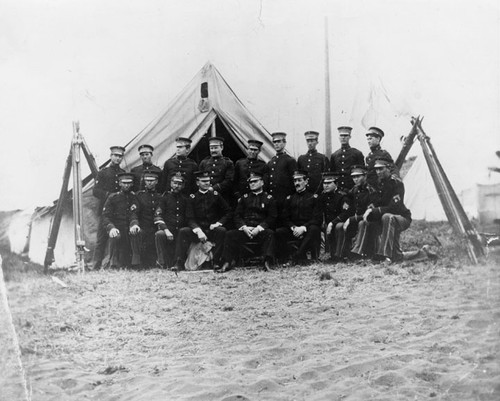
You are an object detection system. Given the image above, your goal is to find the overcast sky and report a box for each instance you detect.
[1,0,499,210]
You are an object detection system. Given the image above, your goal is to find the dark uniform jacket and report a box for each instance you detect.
[330,145,365,190]
[234,191,277,229]
[233,157,268,196]
[365,145,395,187]
[161,156,198,195]
[154,191,188,233]
[130,163,162,193]
[186,190,232,231]
[318,189,353,226]
[297,149,330,193]
[282,190,321,229]
[102,191,138,233]
[199,156,235,197]
[135,189,163,231]
[267,152,297,203]
[348,182,371,221]
[368,177,411,221]
[93,164,125,214]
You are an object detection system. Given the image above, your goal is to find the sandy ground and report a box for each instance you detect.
[2,251,499,401]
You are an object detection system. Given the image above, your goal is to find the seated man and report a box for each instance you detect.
[318,171,353,261]
[334,165,371,261]
[220,172,277,272]
[175,171,232,271]
[130,171,163,268]
[102,172,140,269]
[154,173,188,269]
[351,158,412,262]
[275,170,322,265]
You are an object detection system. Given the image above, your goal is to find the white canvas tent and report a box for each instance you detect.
[404,155,500,224]
[24,62,274,266]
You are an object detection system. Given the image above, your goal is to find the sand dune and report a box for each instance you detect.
[3,254,500,401]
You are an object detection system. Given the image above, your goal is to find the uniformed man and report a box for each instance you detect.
[267,132,297,212]
[130,144,162,193]
[154,172,189,269]
[175,171,232,270]
[364,127,396,187]
[351,158,411,262]
[130,171,163,268]
[275,170,322,265]
[220,172,277,272]
[102,172,140,269]
[297,131,330,193]
[91,145,126,270]
[318,172,353,261]
[334,165,371,261]
[233,139,268,198]
[330,126,365,190]
[161,137,198,195]
[199,136,235,204]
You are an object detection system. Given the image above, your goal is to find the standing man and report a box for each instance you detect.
[161,137,198,195]
[233,139,268,198]
[154,172,189,269]
[267,132,297,212]
[275,170,322,265]
[102,172,140,269]
[317,172,353,261]
[297,131,330,193]
[330,126,365,190]
[351,158,411,262]
[175,171,232,271]
[130,171,163,268]
[199,136,235,203]
[92,145,126,270]
[364,127,395,187]
[130,144,162,193]
[334,165,371,261]
[220,172,277,272]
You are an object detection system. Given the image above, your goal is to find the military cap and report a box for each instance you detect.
[366,126,385,138]
[350,165,368,176]
[143,171,160,180]
[373,157,392,168]
[337,126,353,134]
[176,137,192,145]
[208,136,224,145]
[293,170,309,179]
[171,171,185,182]
[304,131,320,140]
[271,132,287,141]
[248,139,263,149]
[194,171,211,180]
[110,146,126,156]
[138,144,154,154]
[322,171,339,183]
[247,171,264,182]
[117,172,134,182]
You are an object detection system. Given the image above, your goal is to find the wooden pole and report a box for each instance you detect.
[324,16,332,157]
[211,119,216,137]
[394,116,420,170]
[71,122,86,273]
[81,136,99,178]
[44,146,72,273]
[415,120,484,264]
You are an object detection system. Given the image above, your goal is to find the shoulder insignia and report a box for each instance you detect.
[130,204,137,211]
[244,193,248,198]
[313,194,318,198]
[342,202,350,210]
[393,194,401,203]
[286,195,291,200]
[190,194,195,198]
[267,195,272,199]
[213,191,219,195]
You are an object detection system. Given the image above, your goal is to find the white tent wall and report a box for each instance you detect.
[7,209,33,255]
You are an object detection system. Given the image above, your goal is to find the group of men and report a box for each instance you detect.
[91,125,411,272]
